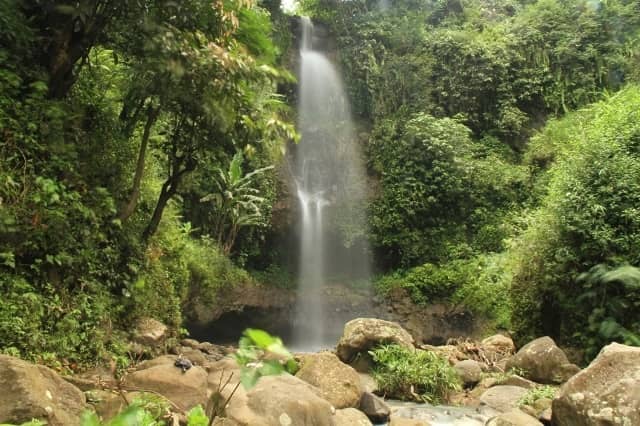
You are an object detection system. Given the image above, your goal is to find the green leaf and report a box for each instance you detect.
[240,367,261,389]
[79,411,101,426]
[186,405,209,426]
[244,328,277,349]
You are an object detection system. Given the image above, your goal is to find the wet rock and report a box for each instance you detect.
[132,317,168,346]
[336,318,414,364]
[552,342,640,426]
[505,337,579,384]
[124,360,208,411]
[188,281,293,326]
[389,418,431,426]
[295,351,363,408]
[334,407,373,425]
[480,385,528,412]
[0,355,86,426]
[359,392,390,423]
[454,359,483,386]
[487,409,543,425]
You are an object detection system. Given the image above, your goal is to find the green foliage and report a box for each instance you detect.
[317,0,639,141]
[0,0,294,365]
[518,385,558,407]
[375,253,511,330]
[575,264,640,358]
[79,401,210,426]
[369,344,461,403]
[368,114,474,266]
[200,151,274,255]
[133,214,252,327]
[234,328,298,389]
[369,113,526,266]
[510,86,640,354]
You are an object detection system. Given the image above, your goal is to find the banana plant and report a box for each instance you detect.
[201,152,273,255]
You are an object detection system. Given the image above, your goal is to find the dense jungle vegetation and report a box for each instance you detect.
[1,0,640,368]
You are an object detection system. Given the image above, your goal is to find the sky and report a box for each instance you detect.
[281,0,297,13]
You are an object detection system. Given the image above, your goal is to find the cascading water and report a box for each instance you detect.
[292,17,371,351]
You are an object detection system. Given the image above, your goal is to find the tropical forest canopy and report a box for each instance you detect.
[0,0,639,367]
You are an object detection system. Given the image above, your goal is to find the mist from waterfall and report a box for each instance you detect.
[292,17,371,351]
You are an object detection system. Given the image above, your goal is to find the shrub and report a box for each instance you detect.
[518,385,558,407]
[369,344,461,403]
[510,86,640,353]
[375,253,511,331]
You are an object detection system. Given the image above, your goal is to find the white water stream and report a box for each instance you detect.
[292,17,370,351]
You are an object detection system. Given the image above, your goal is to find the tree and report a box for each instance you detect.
[201,152,273,255]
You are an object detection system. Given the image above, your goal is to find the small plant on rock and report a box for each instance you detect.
[518,385,558,407]
[369,344,461,403]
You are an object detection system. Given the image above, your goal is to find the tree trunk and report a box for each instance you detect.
[25,1,114,98]
[142,180,175,242]
[118,106,159,222]
[142,160,196,241]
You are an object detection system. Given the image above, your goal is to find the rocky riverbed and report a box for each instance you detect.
[1,317,639,425]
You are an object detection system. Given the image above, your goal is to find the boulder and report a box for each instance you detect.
[334,408,373,425]
[358,373,378,393]
[500,375,537,390]
[295,351,363,408]
[222,374,335,426]
[124,360,208,411]
[480,386,528,413]
[92,390,145,421]
[389,417,431,426]
[421,344,467,364]
[487,409,543,426]
[470,377,499,399]
[134,354,178,371]
[0,355,86,426]
[454,359,483,386]
[552,342,640,426]
[505,337,579,384]
[337,318,414,363]
[132,317,168,346]
[359,392,390,423]
[539,408,552,424]
[482,335,516,355]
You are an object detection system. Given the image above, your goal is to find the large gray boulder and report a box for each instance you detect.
[454,359,483,386]
[221,374,335,426]
[487,409,543,426]
[359,392,390,423]
[0,355,86,426]
[295,351,363,408]
[334,408,373,426]
[480,386,528,413]
[124,357,209,411]
[336,318,414,363]
[505,337,579,384]
[552,342,640,426]
[482,335,516,356]
[132,317,168,347]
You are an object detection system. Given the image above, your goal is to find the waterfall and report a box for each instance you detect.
[292,17,371,351]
